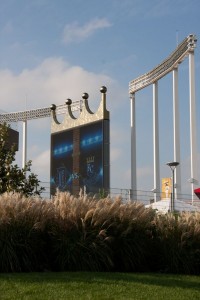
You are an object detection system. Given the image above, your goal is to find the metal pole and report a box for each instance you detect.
[22,120,27,169]
[189,51,198,204]
[172,168,175,212]
[130,93,137,200]
[166,162,179,212]
[153,82,160,202]
[172,68,181,200]
[170,185,173,212]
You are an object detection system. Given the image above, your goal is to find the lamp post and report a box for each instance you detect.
[166,161,179,212]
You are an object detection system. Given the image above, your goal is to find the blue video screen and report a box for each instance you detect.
[50,129,73,193]
[50,120,109,195]
[80,122,103,193]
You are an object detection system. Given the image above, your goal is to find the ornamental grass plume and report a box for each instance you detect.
[0,191,200,274]
[49,192,114,271]
[153,211,200,274]
[49,193,156,272]
[0,192,53,272]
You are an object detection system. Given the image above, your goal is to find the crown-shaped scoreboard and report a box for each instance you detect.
[50,86,110,196]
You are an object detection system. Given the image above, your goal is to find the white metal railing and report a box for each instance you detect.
[0,100,82,123]
[129,34,197,93]
[39,182,200,209]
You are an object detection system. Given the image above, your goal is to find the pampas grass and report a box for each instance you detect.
[154,212,200,274]
[0,193,54,272]
[0,192,200,274]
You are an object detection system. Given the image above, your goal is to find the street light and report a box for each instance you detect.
[166,161,179,212]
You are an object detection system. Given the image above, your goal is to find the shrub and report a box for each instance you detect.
[153,212,200,274]
[47,193,114,271]
[0,192,200,274]
[0,193,53,272]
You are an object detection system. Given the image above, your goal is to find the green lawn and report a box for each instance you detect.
[0,272,200,300]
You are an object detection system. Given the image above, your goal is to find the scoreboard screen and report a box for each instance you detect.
[50,120,109,195]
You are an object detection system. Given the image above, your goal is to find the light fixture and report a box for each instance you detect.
[166,161,179,212]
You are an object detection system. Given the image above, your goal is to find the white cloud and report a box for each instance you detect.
[0,57,128,187]
[0,57,116,112]
[62,18,112,44]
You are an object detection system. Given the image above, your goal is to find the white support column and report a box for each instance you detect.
[153,82,160,202]
[189,51,198,204]
[22,120,27,169]
[172,68,181,199]
[130,93,137,200]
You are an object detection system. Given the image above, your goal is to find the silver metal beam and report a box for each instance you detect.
[173,68,181,199]
[129,34,198,201]
[0,100,82,123]
[153,82,160,202]
[129,34,197,93]
[189,51,198,203]
[0,100,82,168]
[22,120,27,169]
[130,93,137,200]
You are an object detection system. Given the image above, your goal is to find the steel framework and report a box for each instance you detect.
[0,101,82,123]
[129,34,197,93]
[129,34,198,203]
[0,100,82,168]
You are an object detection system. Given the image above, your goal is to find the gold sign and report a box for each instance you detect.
[161,178,172,199]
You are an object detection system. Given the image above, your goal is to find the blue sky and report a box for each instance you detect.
[0,0,200,195]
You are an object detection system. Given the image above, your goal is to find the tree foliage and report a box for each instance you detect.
[0,123,44,196]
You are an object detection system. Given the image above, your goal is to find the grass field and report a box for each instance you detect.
[0,272,200,300]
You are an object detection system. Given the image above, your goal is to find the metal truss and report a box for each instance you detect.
[129,34,197,93]
[0,100,82,123]
[129,33,198,204]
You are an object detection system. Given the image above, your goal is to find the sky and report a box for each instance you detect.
[0,0,200,197]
